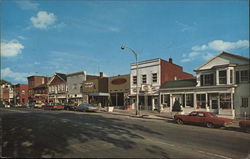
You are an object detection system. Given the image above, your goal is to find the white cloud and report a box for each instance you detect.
[16,0,39,10]
[18,36,27,40]
[1,40,24,57]
[30,11,56,29]
[192,40,249,51]
[182,40,249,63]
[1,68,31,82]
[108,26,120,32]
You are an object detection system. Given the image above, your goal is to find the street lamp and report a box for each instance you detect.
[121,45,140,116]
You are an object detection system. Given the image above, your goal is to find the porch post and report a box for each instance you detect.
[184,94,187,107]
[194,93,197,109]
[216,69,219,85]
[218,94,220,114]
[206,93,209,111]
[231,93,235,118]
[170,94,173,112]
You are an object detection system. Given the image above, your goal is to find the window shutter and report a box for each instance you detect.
[236,71,239,84]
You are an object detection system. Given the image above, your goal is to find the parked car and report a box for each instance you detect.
[64,105,76,111]
[43,103,64,110]
[239,120,250,131]
[34,103,43,108]
[174,111,232,128]
[76,104,98,112]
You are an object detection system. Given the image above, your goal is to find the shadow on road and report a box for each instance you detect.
[1,111,163,158]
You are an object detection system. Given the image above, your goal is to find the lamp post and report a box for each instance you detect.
[121,45,140,116]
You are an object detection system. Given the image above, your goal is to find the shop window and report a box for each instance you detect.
[152,73,157,83]
[196,94,206,108]
[186,94,194,107]
[242,98,248,107]
[142,75,147,84]
[133,76,137,85]
[219,70,227,84]
[220,93,231,109]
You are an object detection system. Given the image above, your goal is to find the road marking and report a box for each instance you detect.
[198,150,233,159]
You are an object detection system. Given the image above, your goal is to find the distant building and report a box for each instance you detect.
[48,73,67,104]
[83,72,109,106]
[159,52,250,119]
[0,80,13,105]
[108,74,130,107]
[67,71,87,105]
[130,58,194,110]
[27,76,50,104]
[13,84,29,105]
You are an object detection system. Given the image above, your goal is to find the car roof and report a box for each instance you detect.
[191,111,211,114]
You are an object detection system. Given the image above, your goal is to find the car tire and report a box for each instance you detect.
[206,122,214,128]
[176,118,183,125]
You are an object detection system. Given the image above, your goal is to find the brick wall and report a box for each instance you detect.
[160,59,194,85]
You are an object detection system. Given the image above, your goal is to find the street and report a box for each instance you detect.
[1,108,250,158]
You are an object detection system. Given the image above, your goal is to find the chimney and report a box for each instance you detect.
[169,58,173,64]
[100,72,103,78]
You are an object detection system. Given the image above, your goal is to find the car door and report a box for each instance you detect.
[186,112,198,123]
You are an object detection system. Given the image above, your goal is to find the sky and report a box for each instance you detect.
[1,0,249,84]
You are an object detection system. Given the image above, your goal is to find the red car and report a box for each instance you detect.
[43,103,64,110]
[174,111,232,128]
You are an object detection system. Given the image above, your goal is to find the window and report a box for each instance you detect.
[142,74,147,84]
[242,98,248,107]
[240,70,249,82]
[204,74,214,86]
[152,73,157,83]
[196,94,206,108]
[220,93,231,109]
[219,70,227,84]
[133,76,137,85]
[198,113,205,117]
[22,90,25,95]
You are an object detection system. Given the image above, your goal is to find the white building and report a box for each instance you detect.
[67,71,87,105]
[130,58,194,110]
[159,52,250,119]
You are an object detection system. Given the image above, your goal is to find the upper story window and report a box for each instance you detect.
[242,97,248,107]
[240,70,249,82]
[219,70,227,84]
[152,73,157,83]
[200,73,214,86]
[142,74,147,84]
[133,76,137,85]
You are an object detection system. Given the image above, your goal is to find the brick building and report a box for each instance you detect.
[27,76,50,104]
[13,84,29,105]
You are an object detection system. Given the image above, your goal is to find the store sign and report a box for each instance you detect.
[84,82,93,88]
[111,78,127,85]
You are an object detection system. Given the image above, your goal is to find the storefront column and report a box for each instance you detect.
[206,93,209,111]
[194,93,197,109]
[144,94,148,110]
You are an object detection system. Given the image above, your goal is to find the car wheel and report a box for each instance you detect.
[176,118,183,125]
[206,122,214,128]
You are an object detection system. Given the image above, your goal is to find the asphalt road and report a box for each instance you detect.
[1,108,250,158]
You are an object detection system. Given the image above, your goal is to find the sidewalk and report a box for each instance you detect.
[107,108,243,128]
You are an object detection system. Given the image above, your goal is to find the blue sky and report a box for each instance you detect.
[1,0,249,84]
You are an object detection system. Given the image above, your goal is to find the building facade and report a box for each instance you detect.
[67,71,87,105]
[108,74,130,107]
[130,58,194,110]
[0,80,13,106]
[83,72,109,106]
[159,52,250,119]
[27,76,50,104]
[13,84,29,105]
[48,73,67,104]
